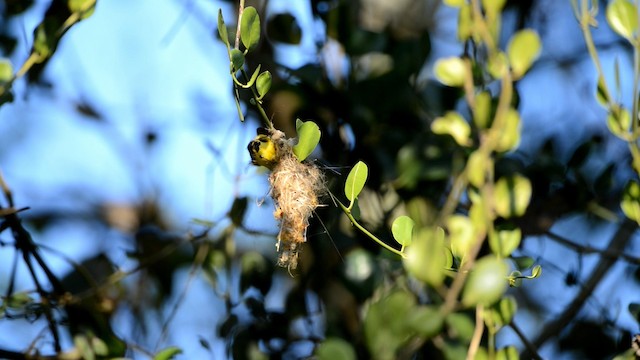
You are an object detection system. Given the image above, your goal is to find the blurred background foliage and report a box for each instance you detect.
[0,0,639,359]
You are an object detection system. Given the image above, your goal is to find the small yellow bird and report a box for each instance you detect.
[248,127,278,170]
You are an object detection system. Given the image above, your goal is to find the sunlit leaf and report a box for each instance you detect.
[621,180,640,225]
[404,227,446,287]
[434,57,468,87]
[474,91,492,129]
[0,59,13,84]
[67,0,95,19]
[530,265,542,278]
[292,119,321,162]
[457,4,473,41]
[462,256,508,307]
[345,161,368,203]
[244,64,261,88]
[153,346,183,360]
[507,30,541,79]
[241,6,261,52]
[392,215,415,246]
[496,346,519,360]
[431,111,472,146]
[494,174,532,218]
[256,70,272,99]
[447,215,475,262]
[489,227,521,258]
[482,0,506,15]
[316,338,356,360]
[508,270,523,287]
[607,106,631,138]
[498,296,517,325]
[495,108,521,152]
[467,150,489,188]
[606,0,638,41]
[488,51,509,79]
[444,0,465,7]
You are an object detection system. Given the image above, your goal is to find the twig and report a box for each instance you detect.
[526,220,637,354]
[509,321,543,360]
[466,304,485,360]
[545,230,640,264]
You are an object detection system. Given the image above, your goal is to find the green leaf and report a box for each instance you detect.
[489,226,521,257]
[606,0,638,41]
[403,227,446,287]
[392,215,415,246]
[496,346,519,360]
[621,180,640,225]
[292,119,321,161]
[494,174,532,218]
[90,337,108,356]
[316,338,356,360]
[153,346,183,360]
[508,270,523,287]
[596,76,609,107]
[230,49,244,72]
[474,91,492,129]
[607,106,631,138]
[345,161,368,203]
[457,4,473,41]
[242,64,261,88]
[488,51,509,79]
[467,150,489,188]
[511,256,535,270]
[498,296,517,325]
[241,6,261,52]
[431,111,472,146]
[74,335,94,360]
[507,30,541,79]
[7,292,33,308]
[256,70,272,99]
[447,215,476,263]
[446,312,476,342]
[482,0,506,15]
[217,9,230,48]
[530,264,542,278]
[408,306,444,339]
[364,291,416,360]
[495,108,521,152]
[67,0,96,19]
[434,57,468,87]
[444,0,466,7]
[0,59,13,84]
[462,256,508,307]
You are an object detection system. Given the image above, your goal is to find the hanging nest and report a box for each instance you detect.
[248,127,325,270]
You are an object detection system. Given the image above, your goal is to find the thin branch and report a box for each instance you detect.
[526,220,637,354]
[545,230,640,264]
[510,321,543,360]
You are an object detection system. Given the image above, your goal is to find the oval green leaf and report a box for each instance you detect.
[257,70,272,98]
[241,6,261,52]
[230,49,244,72]
[153,346,183,360]
[447,215,475,262]
[607,106,631,139]
[434,57,468,87]
[494,174,532,218]
[621,180,640,225]
[489,227,521,258]
[345,161,368,202]
[431,111,472,146]
[462,256,508,307]
[408,306,444,339]
[507,30,541,79]
[217,9,230,48]
[403,227,446,287]
[495,108,521,152]
[392,215,415,246]
[607,0,638,41]
[68,0,96,19]
[292,119,321,162]
[0,59,13,84]
[316,338,356,360]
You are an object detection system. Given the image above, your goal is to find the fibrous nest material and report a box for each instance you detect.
[267,129,325,270]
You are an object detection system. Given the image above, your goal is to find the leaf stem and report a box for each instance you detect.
[335,198,406,258]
